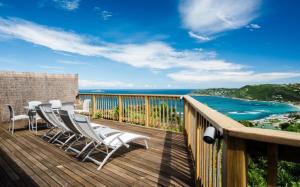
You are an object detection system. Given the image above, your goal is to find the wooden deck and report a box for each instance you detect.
[0,119,194,186]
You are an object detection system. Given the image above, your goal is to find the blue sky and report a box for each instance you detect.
[0,0,300,89]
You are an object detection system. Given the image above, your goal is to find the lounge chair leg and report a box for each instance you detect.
[8,121,11,132]
[60,134,76,148]
[97,148,118,170]
[43,127,54,139]
[28,118,31,131]
[76,141,94,158]
[82,144,100,162]
[12,120,15,135]
[144,140,149,149]
[35,118,38,133]
[65,135,81,152]
[52,132,64,144]
[49,131,61,143]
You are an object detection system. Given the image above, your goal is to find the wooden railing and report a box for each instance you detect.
[79,93,300,186]
[79,93,184,132]
[184,95,300,187]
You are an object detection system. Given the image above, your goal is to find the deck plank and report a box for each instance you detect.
[0,119,194,186]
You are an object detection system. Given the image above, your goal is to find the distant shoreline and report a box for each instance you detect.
[190,93,300,110]
[189,93,300,106]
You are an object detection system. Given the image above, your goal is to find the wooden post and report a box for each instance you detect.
[145,96,150,127]
[184,101,189,135]
[222,135,247,187]
[92,95,97,118]
[267,144,278,187]
[118,95,123,122]
[196,114,201,186]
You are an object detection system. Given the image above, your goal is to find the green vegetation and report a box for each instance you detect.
[192,83,300,103]
[94,103,183,132]
[240,114,300,186]
[239,120,255,127]
[248,156,300,187]
[279,113,300,133]
[248,156,267,187]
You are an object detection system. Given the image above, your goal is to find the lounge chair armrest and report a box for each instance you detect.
[107,133,129,147]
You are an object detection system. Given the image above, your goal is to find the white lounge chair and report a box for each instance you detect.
[49,100,62,114]
[59,109,121,156]
[39,104,74,146]
[61,102,75,115]
[6,104,29,135]
[35,104,57,139]
[72,114,150,170]
[28,101,42,132]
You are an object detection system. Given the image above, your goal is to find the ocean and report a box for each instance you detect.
[79,89,300,121]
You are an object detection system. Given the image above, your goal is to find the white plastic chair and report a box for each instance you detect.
[28,101,42,132]
[49,100,62,114]
[6,104,29,135]
[75,99,91,119]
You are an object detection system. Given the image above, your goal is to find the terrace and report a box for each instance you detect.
[0,118,194,186]
[0,86,300,186]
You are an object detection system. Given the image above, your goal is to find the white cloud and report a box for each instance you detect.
[188,31,210,42]
[180,0,261,39]
[0,17,299,84]
[79,79,134,88]
[0,18,106,56]
[94,7,112,21]
[52,0,80,11]
[101,11,112,20]
[168,71,300,83]
[39,65,64,70]
[246,23,261,30]
[58,59,86,65]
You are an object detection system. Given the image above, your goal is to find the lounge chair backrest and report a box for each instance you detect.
[35,105,51,124]
[82,99,91,112]
[61,102,75,114]
[49,100,62,109]
[73,114,105,144]
[28,101,42,110]
[59,110,80,134]
[40,104,68,130]
[6,104,14,119]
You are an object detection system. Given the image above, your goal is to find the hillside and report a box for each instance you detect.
[192,83,300,103]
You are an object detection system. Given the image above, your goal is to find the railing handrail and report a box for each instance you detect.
[183,95,244,132]
[79,92,182,98]
[184,95,300,147]
[79,92,300,186]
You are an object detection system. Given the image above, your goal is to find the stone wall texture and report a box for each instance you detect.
[0,71,78,122]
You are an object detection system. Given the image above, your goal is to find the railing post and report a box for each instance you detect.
[267,144,278,187]
[184,101,189,136]
[118,95,123,122]
[222,135,247,187]
[92,94,97,118]
[145,96,150,127]
[195,114,201,186]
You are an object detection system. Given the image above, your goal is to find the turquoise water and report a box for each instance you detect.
[79,89,300,121]
[193,96,299,121]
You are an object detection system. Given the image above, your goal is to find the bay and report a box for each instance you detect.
[79,89,300,121]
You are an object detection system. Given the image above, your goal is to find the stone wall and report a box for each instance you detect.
[0,71,78,122]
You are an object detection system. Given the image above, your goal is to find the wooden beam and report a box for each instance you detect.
[118,95,123,122]
[145,96,150,127]
[267,144,278,187]
[92,95,96,118]
[222,135,247,187]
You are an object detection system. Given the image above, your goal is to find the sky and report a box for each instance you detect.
[0,0,300,89]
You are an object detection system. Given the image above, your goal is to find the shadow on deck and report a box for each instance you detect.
[0,119,195,186]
